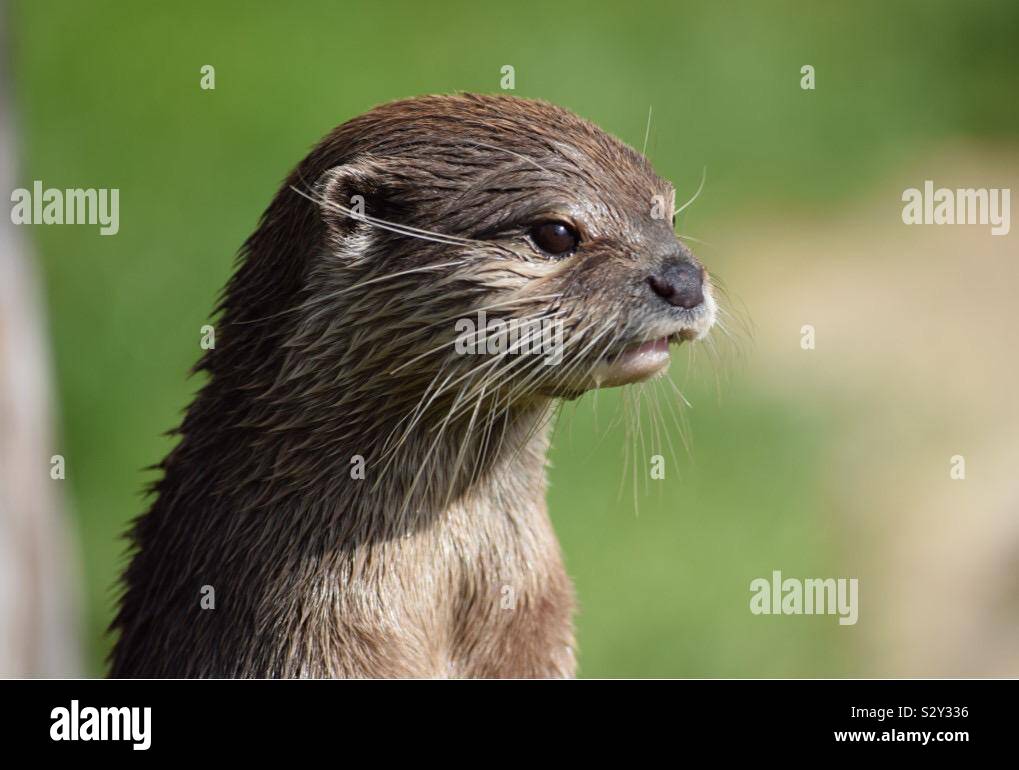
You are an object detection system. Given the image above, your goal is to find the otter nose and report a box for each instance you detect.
[647,261,704,309]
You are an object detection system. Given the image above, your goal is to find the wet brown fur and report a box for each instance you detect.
[110,93,707,677]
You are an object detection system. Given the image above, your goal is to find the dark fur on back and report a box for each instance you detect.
[110,93,706,677]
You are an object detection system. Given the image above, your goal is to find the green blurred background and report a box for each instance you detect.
[9,0,1018,676]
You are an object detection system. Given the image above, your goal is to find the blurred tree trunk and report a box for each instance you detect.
[0,4,81,676]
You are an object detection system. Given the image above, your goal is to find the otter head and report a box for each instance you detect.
[228,94,715,466]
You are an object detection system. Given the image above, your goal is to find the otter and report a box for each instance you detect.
[110,93,715,677]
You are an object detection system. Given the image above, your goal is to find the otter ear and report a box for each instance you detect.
[314,156,403,241]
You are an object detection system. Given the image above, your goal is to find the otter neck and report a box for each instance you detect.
[374,398,554,516]
[188,378,557,542]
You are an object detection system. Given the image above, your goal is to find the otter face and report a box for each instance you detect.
[474,170,718,396]
[483,152,718,395]
[302,93,715,411]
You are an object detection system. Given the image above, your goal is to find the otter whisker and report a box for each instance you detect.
[641,105,653,158]
[590,328,632,442]
[388,306,566,375]
[634,385,650,502]
[674,165,707,217]
[648,377,680,486]
[647,379,668,497]
[291,184,499,251]
[443,379,491,512]
[496,317,623,465]
[659,373,694,458]
[434,317,567,428]
[396,291,565,341]
[377,308,566,478]
[507,316,608,404]
[313,260,470,303]
[372,367,461,488]
[619,386,637,507]
[505,317,608,407]
[395,374,476,518]
[564,317,625,390]
[423,309,569,410]
[463,140,549,174]
[228,260,467,327]
[466,316,617,463]
[537,322,623,439]
[675,233,713,247]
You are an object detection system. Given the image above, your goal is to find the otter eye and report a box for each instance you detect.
[530,221,578,256]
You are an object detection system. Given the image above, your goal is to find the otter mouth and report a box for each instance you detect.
[591,332,691,388]
[551,295,716,396]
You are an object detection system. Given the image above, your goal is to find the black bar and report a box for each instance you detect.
[1,679,1010,755]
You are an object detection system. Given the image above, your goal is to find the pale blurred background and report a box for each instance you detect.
[2,0,1016,676]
